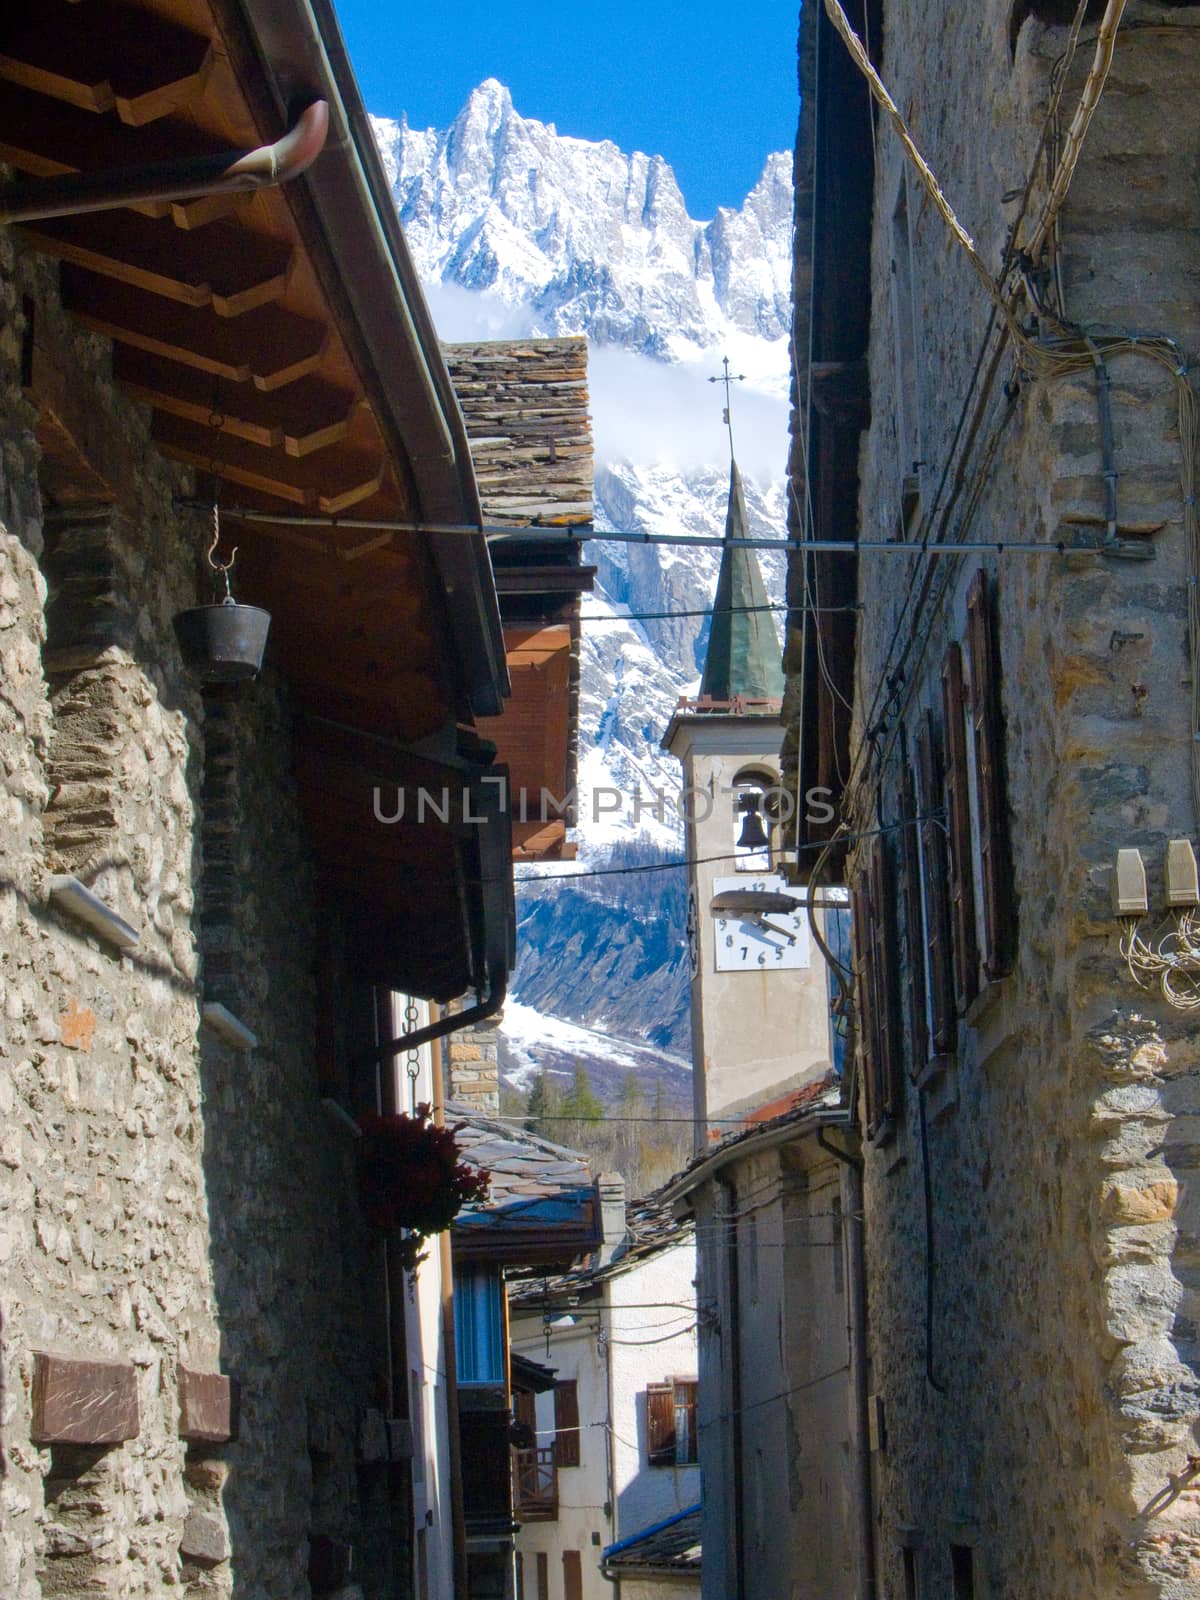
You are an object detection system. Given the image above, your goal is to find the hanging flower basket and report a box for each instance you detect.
[356,1104,489,1270]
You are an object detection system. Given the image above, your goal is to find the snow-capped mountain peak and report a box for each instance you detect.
[371,85,793,359]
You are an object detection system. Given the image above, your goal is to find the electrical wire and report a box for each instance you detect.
[510,810,940,887]
[580,601,860,624]
[1023,0,1130,266]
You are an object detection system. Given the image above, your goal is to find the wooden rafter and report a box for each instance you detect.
[0,2,213,126]
[61,266,328,389]
[23,212,293,316]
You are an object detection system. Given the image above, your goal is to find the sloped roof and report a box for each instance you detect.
[450,1105,600,1264]
[699,459,785,703]
[508,1185,694,1310]
[659,1070,849,1205]
[602,1505,702,1577]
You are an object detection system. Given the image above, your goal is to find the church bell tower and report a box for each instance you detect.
[662,455,836,1147]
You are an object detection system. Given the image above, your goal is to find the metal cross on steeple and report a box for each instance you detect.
[707,355,746,460]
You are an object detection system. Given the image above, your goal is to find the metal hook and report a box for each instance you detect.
[206,501,239,601]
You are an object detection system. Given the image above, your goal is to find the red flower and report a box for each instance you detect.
[355,1108,490,1267]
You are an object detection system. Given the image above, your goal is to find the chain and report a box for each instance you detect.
[206,403,238,601]
[404,999,420,1102]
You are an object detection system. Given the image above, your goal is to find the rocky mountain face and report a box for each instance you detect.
[373,78,792,358]
[371,84,794,1105]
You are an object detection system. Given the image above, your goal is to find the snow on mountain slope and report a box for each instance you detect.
[371,79,792,360]
[371,83,794,1097]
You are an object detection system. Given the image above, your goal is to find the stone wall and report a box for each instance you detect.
[795,4,1200,1597]
[444,1004,501,1117]
[0,235,407,1597]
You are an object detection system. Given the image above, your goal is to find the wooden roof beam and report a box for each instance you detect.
[151,412,385,512]
[0,3,213,126]
[114,349,356,456]
[21,212,294,317]
[61,265,327,390]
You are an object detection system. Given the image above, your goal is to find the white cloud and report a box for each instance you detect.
[588,346,790,482]
[420,282,535,341]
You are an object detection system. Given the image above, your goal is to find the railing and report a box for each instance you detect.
[674,694,782,716]
[512,1446,558,1521]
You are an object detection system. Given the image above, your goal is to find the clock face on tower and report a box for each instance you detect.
[711,874,811,973]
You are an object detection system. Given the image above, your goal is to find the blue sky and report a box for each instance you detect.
[332,0,800,219]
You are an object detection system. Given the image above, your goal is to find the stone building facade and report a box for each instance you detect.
[0,231,395,1600]
[0,8,591,1600]
[785,1,1200,1596]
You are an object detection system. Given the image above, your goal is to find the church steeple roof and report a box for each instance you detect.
[699,459,784,703]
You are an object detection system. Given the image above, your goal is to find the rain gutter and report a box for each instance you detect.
[659,1104,853,1207]
[221,0,508,716]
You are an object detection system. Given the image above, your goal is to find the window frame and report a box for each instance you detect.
[452,1265,505,1387]
[646,1377,698,1467]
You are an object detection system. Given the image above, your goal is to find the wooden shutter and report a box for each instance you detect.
[515,1553,525,1600]
[563,1551,583,1600]
[916,711,957,1054]
[646,1382,676,1465]
[854,838,903,1133]
[966,571,1014,979]
[850,872,879,1130]
[941,641,979,1011]
[868,837,904,1124]
[536,1552,549,1600]
[554,1379,580,1468]
[899,759,929,1073]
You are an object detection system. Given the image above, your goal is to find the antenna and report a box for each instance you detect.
[707,355,746,460]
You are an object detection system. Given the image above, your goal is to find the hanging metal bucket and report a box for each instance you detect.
[173,598,271,683]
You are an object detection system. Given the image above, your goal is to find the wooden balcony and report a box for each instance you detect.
[512,1446,558,1522]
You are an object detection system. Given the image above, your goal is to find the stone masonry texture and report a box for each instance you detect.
[0,237,408,1594]
[786,4,1200,1597]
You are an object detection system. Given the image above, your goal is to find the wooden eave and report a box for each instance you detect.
[784,0,877,867]
[3,0,515,999]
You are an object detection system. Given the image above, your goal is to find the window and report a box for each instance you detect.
[941,641,980,1012]
[647,1379,698,1466]
[824,893,853,1075]
[453,1266,504,1385]
[915,711,957,1054]
[554,1380,580,1468]
[965,571,1015,980]
[536,1552,549,1600]
[899,759,929,1072]
[940,573,1015,1012]
[951,1544,976,1600]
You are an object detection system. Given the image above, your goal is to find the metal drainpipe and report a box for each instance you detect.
[0,101,330,223]
[431,1010,470,1600]
[358,966,507,1073]
[715,1173,745,1600]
